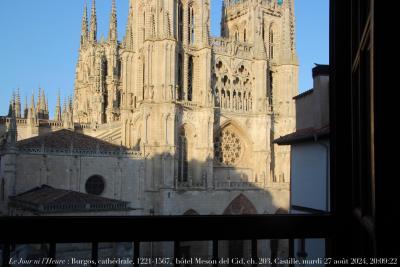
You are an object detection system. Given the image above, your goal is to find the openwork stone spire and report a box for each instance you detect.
[124,0,134,50]
[28,92,36,120]
[108,0,118,43]
[55,90,62,121]
[15,88,21,118]
[89,0,97,43]
[24,95,28,119]
[80,1,89,47]
[40,88,46,111]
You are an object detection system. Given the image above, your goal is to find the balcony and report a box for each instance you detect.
[0,215,339,267]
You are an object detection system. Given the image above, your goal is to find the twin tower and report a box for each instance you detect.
[74,0,298,185]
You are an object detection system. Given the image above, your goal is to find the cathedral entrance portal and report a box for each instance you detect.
[223,194,257,266]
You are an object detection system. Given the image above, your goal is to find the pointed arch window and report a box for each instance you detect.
[267,70,273,106]
[189,6,195,44]
[178,53,184,100]
[262,20,265,41]
[178,128,189,182]
[243,28,247,42]
[143,11,146,42]
[269,27,275,59]
[178,2,183,43]
[188,56,194,101]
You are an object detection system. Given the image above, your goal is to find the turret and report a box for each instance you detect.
[36,87,41,114]
[7,104,17,148]
[62,96,74,129]
[8,92,15,117]
[28,92,36,120]
[54,90,62,121]
[62,98,67,121]
[24,95,28,119]
[15,89,21,118]
[40,89,46,111]
[37,88,49,120]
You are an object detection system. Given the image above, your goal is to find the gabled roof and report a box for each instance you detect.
[17,129,126,152]
[274,126,329,145]
[9,185,129,214]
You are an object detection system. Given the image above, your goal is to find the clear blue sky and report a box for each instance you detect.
[0,0,328,117]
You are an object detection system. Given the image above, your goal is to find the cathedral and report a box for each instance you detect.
[0,0,298,261]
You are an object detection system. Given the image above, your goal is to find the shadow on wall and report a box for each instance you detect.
[0,131,289,262]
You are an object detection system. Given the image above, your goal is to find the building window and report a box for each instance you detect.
[85,175,105,195]
[143,12,146,41]
[214,127,243,166]
[269,27,275,59]
[188,56,193,101]
[267,70,273,106]
[262,20,265,41]
[189,6,195,44]
[243,28,247,42]
[178,2,183,43]
[178,53,184,100]
[178,129,188,182]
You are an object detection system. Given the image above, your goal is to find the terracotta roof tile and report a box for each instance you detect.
[9,185,129,214]
[274,126,329,145]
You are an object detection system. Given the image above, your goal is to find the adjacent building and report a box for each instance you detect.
[275,64,330,264]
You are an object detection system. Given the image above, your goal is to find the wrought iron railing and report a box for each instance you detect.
[0,215,340,267]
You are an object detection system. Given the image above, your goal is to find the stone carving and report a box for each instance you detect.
[214,127,243,166]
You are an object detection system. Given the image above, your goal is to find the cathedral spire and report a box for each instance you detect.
[68,96,73,113]
[221,0,226,37]
[36,87,41,113]
[24,95,28,119]
[9,91,16,117]
[108,0,118,43]
[287,0,297,62]
[8,100,17,147]
[89,0,97,43]
[80,1,89,47]
[55,90,62,121]
[40,88,46,111]
[15,88,21,118]
[28,92,36,120]
[62,97,67,116]
[15,89,20,116]
[124,0,134,50]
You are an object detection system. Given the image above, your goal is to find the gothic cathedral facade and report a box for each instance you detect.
[1,0,298,218]
[72,0,298,213]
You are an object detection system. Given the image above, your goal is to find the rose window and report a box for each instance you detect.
[214,129,242,166]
